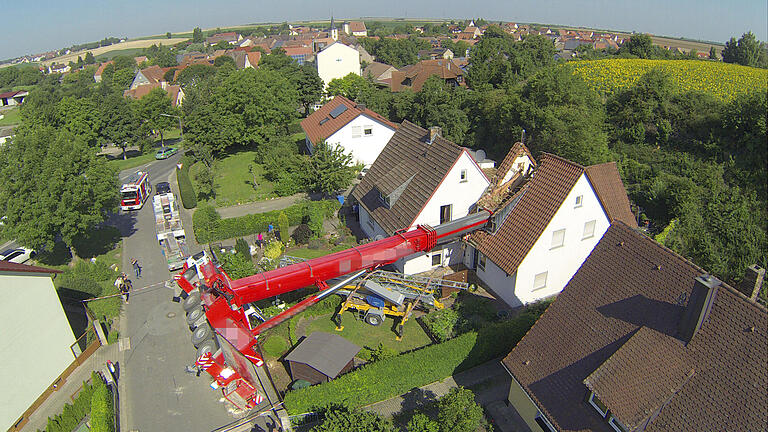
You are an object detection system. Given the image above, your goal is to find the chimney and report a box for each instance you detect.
[738,264,765,301]
[428,126,442,144]
[677,274,721,345]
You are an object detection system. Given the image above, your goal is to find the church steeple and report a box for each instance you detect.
[330,15,338,41]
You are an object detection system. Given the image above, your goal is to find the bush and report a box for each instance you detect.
[278,211,290,240]
[90,374,114,432]
[283,312,542,414]
[437,387,483,432]
[421,308,461,342]
[42,373,97,432]
[194,204,221,237]
[235,237,250,258]
[308,238,325,249]
[58,275,103,297]
[291,224,313,245]
[407,413,440,432]
[308,205,324,237]
[312,405,395,432]
[220,251,255,279]
[177,167,198,209]
[192,200,340,243]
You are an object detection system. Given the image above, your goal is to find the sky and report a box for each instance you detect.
[3,0,767,60]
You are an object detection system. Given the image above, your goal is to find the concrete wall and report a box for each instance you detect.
[0,272,76,431]
[325,114,396,166]
[358,205,388,240]
[316,43,361,88]
[475,252,521,307]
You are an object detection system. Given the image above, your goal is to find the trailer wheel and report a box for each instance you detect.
[196,339,218,359]
[186,308,205,326]
[191,324,213,348]
[182,292,201,312]
[365,313,383,326]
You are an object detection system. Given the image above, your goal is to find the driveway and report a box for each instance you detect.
[115,152,248,431]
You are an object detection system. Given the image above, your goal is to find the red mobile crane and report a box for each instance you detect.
[174,210,491,410]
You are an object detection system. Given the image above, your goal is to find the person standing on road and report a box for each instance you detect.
[116,273,132,304]
[132,258,142,278]
[257,232,263,248]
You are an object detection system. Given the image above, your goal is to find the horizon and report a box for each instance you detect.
[3,0,767,61]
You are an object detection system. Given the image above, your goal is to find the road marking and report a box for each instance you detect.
[119,337,131,351]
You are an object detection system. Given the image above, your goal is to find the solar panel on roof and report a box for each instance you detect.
[319,117,329,125]
[329,105,348,118]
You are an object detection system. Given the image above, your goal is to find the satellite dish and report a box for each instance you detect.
[476,149,486,161]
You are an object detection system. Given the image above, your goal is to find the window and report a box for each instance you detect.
[583,220,596,239]
[533,272,548,291]
[551,229,566,249]
[608,416,629,432]
[378,190,390,208]
[364,125,373,136]
[351,125,362,138]
[587,391,608,418]
[431,252,442,266]
[575,195,583,207]
[534,413,556,432]
[367,217,374,229]
[478,252,486,271]
[460,169,468,182]
[440,204,452,224]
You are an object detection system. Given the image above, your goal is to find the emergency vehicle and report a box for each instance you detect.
[120,171,151,211]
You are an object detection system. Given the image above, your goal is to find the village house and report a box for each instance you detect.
[0,262,75,431]
[205,31,242,46]
[352,121,490,274]
[418,47,454,60]
[390,59,466,92]
[466,150,636,307]
[92,60,114,82]
[342,21,368,37]
[498,222,766,432]
[123,83,184,107]
[129,65,167,90]
[363,62,398,87]
[315,42,361,88]
[301,95,397,166]
[0,90,29,107]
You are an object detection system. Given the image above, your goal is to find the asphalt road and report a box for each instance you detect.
[115,153,268,431]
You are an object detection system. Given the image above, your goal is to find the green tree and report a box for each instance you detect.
[98,93,139,159]
[467,27,555,88]
[296,64,324,116]
[311,405,394,432]
[192,27,204,43]
[166,31,172,39]
[213,54,236,68]
[0,126,118,254]
[150,44,177,67]
[621,33,654,58]
[326,73,371,101]
[709,46,717,60]
[437,387,483,432]
[84,51,95,64]
[413,75,469,144]
[133,87,176,148]
[176,63,217,89]
[57,96,102,147]
[721,31,768,68]
[308,142,354,196]
[406,413,439,432]
[278,212,289,241]
[195,165,216,199]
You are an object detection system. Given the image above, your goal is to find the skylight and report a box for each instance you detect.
[329,105,348,118]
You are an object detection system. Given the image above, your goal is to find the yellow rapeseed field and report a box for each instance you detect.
[564,59,768,100]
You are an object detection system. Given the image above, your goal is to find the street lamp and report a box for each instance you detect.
[159,113,183,146]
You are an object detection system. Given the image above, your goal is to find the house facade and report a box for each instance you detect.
[316,42,361,88]
[352,121,490,274]
[301,96,397,166]
[0,90,29,107]
[129,65,166,90]
[501,223,767,432]
[467,153,636,307]
[0,262,74,431]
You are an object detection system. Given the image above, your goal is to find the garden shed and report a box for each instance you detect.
[285,332,360,385]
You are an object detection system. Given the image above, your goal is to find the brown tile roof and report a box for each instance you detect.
[503,222,767,431]
[140,65,165,84]
[246,51,261,68]
[348,21,367,33]
[363,62,397,81]
[471,154,584,275]
[351,120,464,234]
[300,95,396,145]
[0,261,61,275]
[390,59,466,92]
[282,46,313,57]
[585,162,637,228]
[124,84,183,106]
[471,154,636,274]
[94,60,113,77]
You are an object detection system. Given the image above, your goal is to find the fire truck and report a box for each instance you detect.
[120,171,151,211]
[173,210,491,411]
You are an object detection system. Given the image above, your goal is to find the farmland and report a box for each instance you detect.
[41,37,189,67]
[565,59,768,100]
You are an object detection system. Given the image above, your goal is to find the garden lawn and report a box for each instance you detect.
[106,152,156,172]
[0,107,21,126]
[304,309,432,355]
[287,241,357,260]
[190,150,277,207]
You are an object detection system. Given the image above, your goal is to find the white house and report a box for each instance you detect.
[301,96,397,166]
[352,121,491,274]
[316,42,361,88]
[0,262,75,431]
[343,21,368,37]
[465,152,637,307]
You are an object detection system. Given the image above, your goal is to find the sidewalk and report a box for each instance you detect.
[20,342,119,432]
[216,193,308,219]
[363,359,511,419]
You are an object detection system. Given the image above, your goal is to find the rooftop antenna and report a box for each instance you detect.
[521,129,526,144]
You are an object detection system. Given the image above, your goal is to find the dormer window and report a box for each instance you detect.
[608,416,629,432]
[587,391,608,418]
[378,190,391,208]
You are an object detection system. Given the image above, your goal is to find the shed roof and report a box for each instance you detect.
[285,332,360,378]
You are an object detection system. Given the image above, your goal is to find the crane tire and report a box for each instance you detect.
[182,292,201,312]
[196,339,219,358]
[186,308,205,325]
[191,324,213,348]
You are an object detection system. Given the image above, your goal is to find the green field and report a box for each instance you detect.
[565,59,768,100]
[0,107,20,126]
[189,150,276,207]
[304,310,433,354]
[94,48,146,61]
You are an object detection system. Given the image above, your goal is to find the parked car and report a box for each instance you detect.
[155,181,171,195]
[155,147,178,160]
[0,247,36,264]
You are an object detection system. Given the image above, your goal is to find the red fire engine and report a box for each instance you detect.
[174,210,491,410]
[120,171,151,211]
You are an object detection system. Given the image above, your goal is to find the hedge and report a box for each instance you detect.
[42,372,98,432]
[193,200,340,243]
[282,310,541,414]
[177,167,197,209]
[90,375,114,432]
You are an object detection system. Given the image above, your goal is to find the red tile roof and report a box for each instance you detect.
[503,222,767,431]
[282,46,313,57]
[140,65,165,84]
[94,60,114,77]
[124,84,183,106]
[0,261,61,274]
[585,163,637,228]
[348,21,367,33]
[0,90,27,99]
[301,95,396,145]
[246,51,262,68]
[390,59,466,92]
